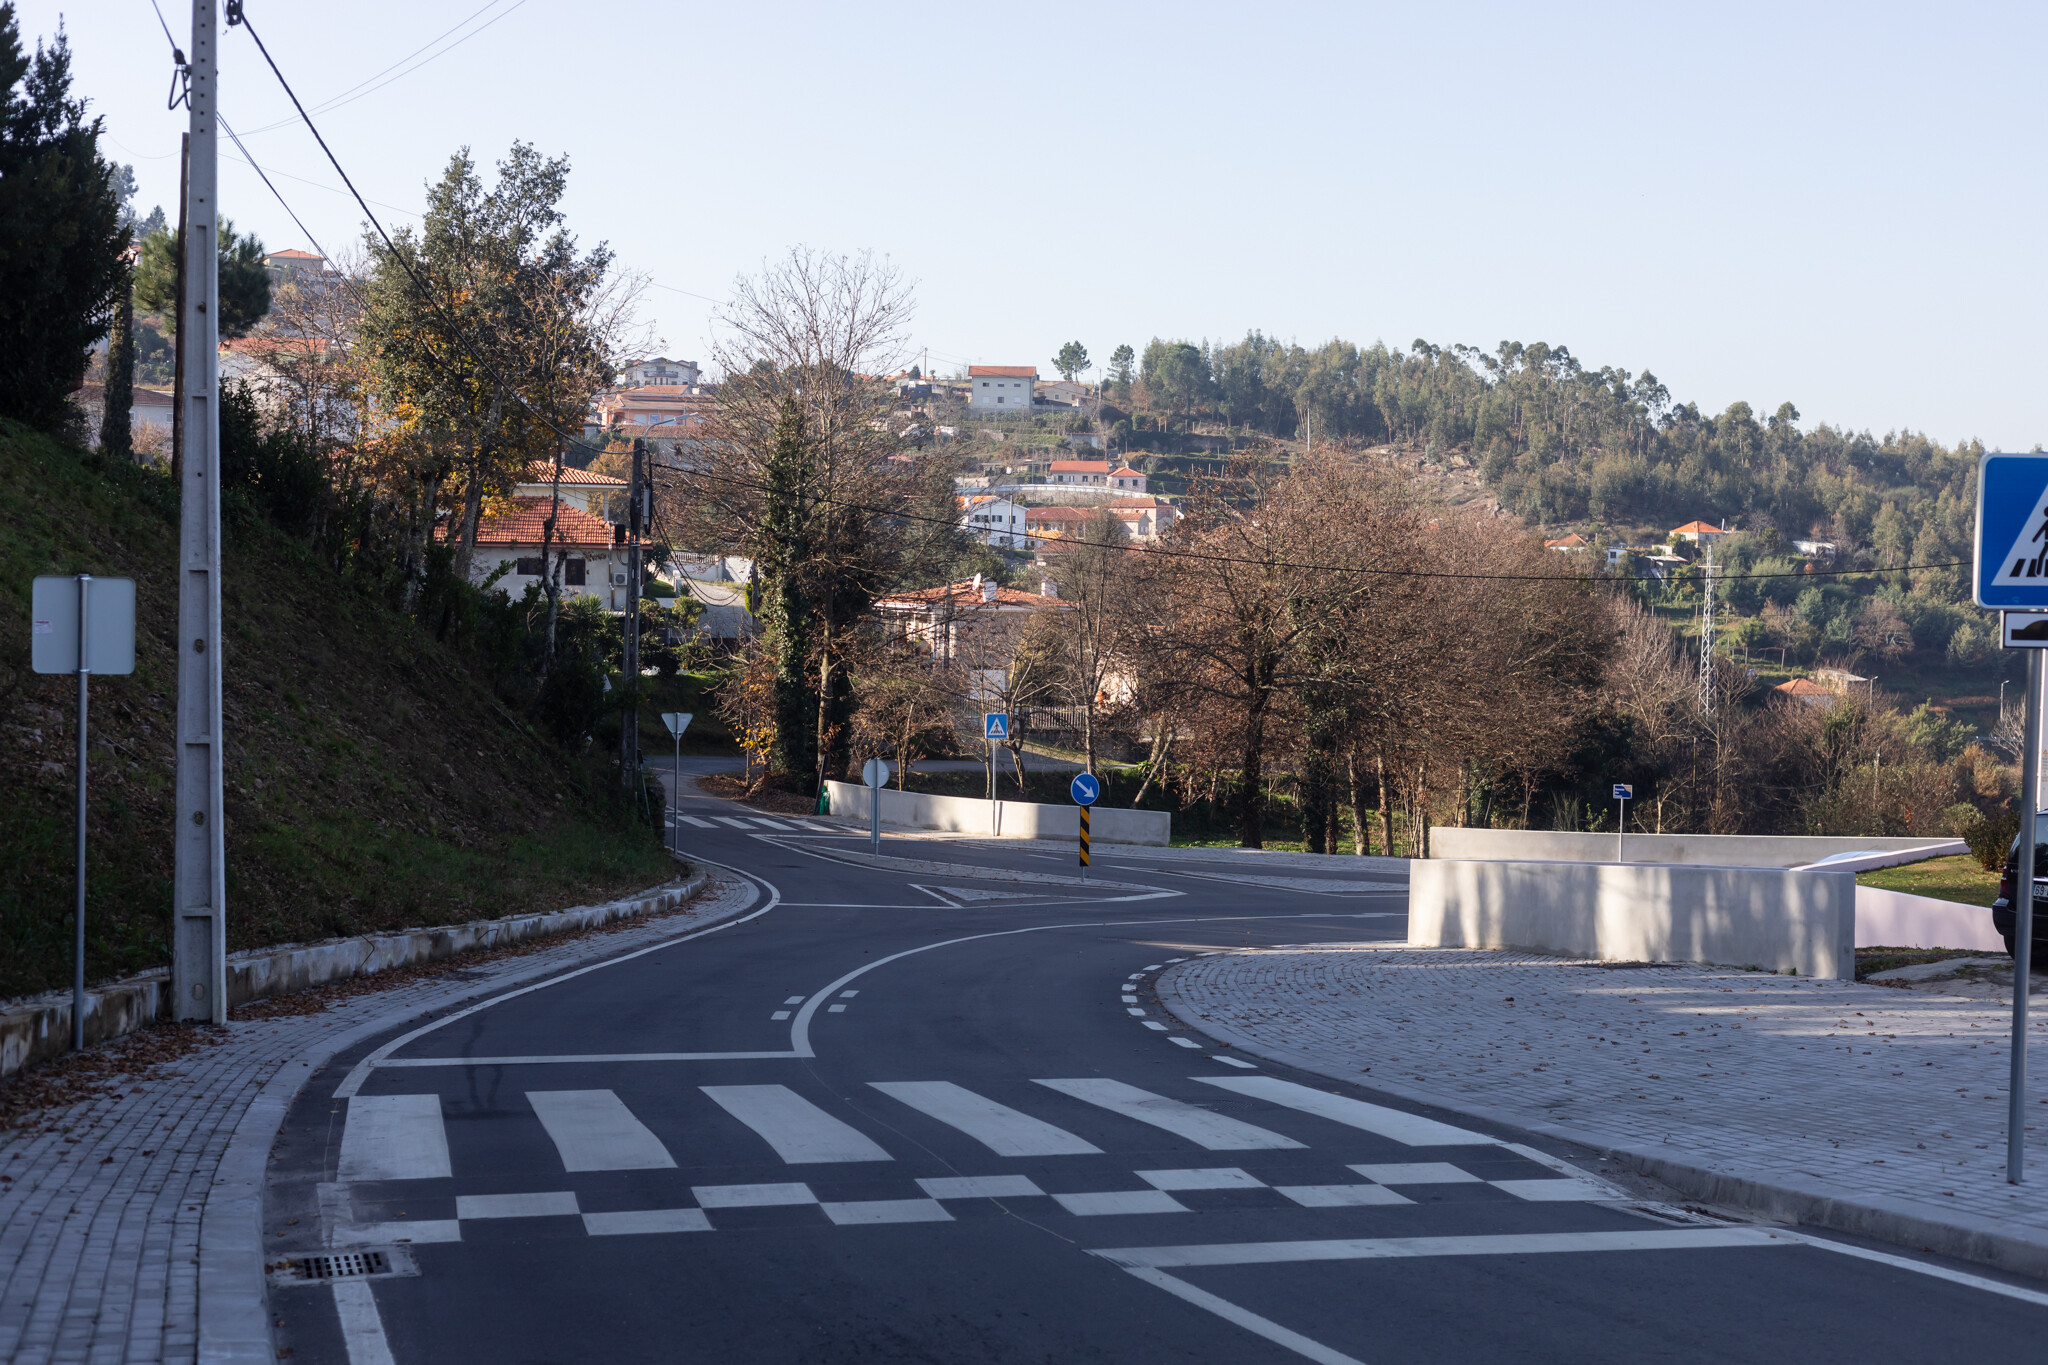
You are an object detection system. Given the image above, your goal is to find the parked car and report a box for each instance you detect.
[1991,828,2048,971]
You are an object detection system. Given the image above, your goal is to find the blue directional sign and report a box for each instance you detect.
[1974,454,2048,608]
[983,713,1009,740]
[1070,772,1100,807]
[1612,783,1633,800]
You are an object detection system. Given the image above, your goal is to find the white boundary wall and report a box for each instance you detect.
[1409,859,1856,979]
[824,781,1170,846]
[1854,886,2004,952]
[1430,829,1961,869]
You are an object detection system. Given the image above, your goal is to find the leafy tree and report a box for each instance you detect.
[0,6,130,429]
[1139,339,1211,423]
[1106,343,1135,399]
[99,286,131,457]
[1053,340,1090,381]
[132,217,271,338]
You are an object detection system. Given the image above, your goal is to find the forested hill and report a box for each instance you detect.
[1127,335,1985,559]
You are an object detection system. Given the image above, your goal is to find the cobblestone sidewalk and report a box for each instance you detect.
[0,872,760,1365]
[1160,945,2048,1273]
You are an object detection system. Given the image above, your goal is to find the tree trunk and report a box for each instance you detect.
[452,453,485,585]
[1237,690,1270,849]
[1376,752,1394,858]
[100,291,133,460]
[539,459,564,682]
[1132,713,1171,808]
[1347,747,1368,855]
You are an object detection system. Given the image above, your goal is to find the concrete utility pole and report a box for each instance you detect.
[173,0,226,1024]
[620,438,644,791]
[1697,545,1717,716]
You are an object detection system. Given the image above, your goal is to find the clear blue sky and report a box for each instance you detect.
[28,1,2048,448]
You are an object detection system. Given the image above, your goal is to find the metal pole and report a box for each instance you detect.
[172,0,226,1025]
[72,575,91,1050]
[2013,646,2041,1184]
[672,731,681,856]
[870,785,881,855]
[1617,795,1626,865]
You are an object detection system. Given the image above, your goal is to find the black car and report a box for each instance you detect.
[1991,827,2048,972]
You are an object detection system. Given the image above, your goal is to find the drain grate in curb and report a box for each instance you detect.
[282,1250,393,1281]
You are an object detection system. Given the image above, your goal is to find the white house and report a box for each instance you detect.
[959,493,1029,549]
[1670,520,1728,544]
[1038,380,1088,406]
[969,365,1038,414]
[439,498,624,606]
[515,461,628,519]
[620,357,701,388]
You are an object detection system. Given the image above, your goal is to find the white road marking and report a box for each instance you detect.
[840,990,860,998]
[1165,957,1186,962]
[1123,1267,1366,1365]
[917,1174,1047,1199]
[1492,1178,1611,1201]
[1167,1037,1203,1049]
[679,816,716,828]
[583,1208,712,1236]
[1126,1007,1146,1016]
[907,884,960,907]
[455,1191,579,1219]
[1349,1163,1480,1185]
[827,1004,847,1013]
[342,1219,462,1245]
[1033,1078,1305,1151]
[1052,1189,1189,1216]
[526,1090,676,1172]
[791,819,835,832]
[375,1051,797,1068]
[1277,1184,1412,1208]
[1138,1168,1264,1191]
[338,1095,451,1182]
[822,1198,954,1225]
[752,818,797,830]
[1128,973,1146,980]
[1097,1226,1784,1270]
[771,1010,790,1021]
[1122,995,1141,1004]
[1211,1056,1256,1069]
[691,1182,817,1208]
[784,996,804,1004]
[716,816,761,828]
[871,1081,1102,1157]
[1194,1075,1491,1146]
[1496,1141,1626,1197]
[1781,1230,2048,1308]
[1144,964,1163,970]
[1142,1021,1169,1032]
[702,1085,894,1163]
[331,1279,398,1365]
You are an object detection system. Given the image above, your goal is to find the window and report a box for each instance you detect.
[565,558,586,586]
[997,397,1005,404]
[515,557,544,577]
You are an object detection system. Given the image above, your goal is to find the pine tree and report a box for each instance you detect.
[99,286,133,457]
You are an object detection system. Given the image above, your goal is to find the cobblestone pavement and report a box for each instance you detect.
[1161,945,2048,1251]
[0,873,759,1365]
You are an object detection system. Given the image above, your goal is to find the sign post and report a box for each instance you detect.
[1612,783,1633,863]
[983,713,1009,802]
[33,576,136,1050]
[862,758,893,854]
[1974,452,2048,1184]
[1070,772,1099,881]
[659,713,691,853]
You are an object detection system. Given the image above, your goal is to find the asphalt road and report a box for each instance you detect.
[263,784,2048,1363]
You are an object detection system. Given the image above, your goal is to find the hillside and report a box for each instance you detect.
[0,421,672,1000]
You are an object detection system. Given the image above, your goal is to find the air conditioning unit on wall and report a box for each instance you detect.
[611,571,629,586]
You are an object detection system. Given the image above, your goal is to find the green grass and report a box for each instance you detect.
[1856,854,1999,907]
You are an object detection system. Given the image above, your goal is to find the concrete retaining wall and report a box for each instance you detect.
[1429,828,1958,869]
[1408,859,1856,979]
[0,872,706,1083]
[1854,885,2004,952]
[824,781,1170,846]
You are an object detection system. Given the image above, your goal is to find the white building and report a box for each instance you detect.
[620,357,701,388]
[969,365,1038,414]
[1046,460,1145,492]
[438,498,625,606]
[959,494,1029,549]
[515,461,628,520]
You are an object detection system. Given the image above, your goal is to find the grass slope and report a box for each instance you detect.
[1856,854,1998,908]
[0,421,670,1000]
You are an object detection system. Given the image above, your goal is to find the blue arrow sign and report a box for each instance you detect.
[1070,772,1100,806]
[1975,454,2048,608]
[983,713,1010,740]
[1613,783,1633,800]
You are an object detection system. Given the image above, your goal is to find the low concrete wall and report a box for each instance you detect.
[1409,859,1856,979]
[1854,885,2004,952]
[1429,828,1959,869]
[0,871,706,1083]
[824,781,1170,846]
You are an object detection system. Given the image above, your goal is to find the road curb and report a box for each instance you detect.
[196,868,734,1361]
[1155,960,2048,1284]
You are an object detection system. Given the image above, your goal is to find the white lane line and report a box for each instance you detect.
[1167,1037,1203,1049]
[1126,1008,1146,1016]
[870,1081,1103,1157]
[827,1004,846,1013]
[1497,1141,1626,1197]
[1193,1075,1491,1146]
[751,818,797,830]
[1780,1230,2048,1308]
[713,816,755,829]
[1211,1056,1256,1068]
[1493,1178,1612,1202]
[791,819,835,832]
[701,1084,894,1164]
[784,996,804,1004]
[679,816,716,829]
[1097,1226,1785,1270]
[583,1208,712,1236]
[1142,1022,1169,1032]
[526,1090,676,1172]
[1119,1266,1365,1365]
[1143,964,1163,970]
[1349,1163,1480,1185]
[771,1011,790,1021]
[839,990,859,998]
[1122,995,1141,1004]
[375,1051,797,1068]
[917,1174,1047,1200]
[1138,1168,1264,1191]
[821,1199,954,1226]
[1033,1078,1305,1151]
[338,1095,451,1182]
[1277,1184,1412,1208]
[691,1182,817,1208]
[332,1280,399,1365]
[1052,1189,1189,1216]
[455,1191,579,1219]
[907,884,960,907]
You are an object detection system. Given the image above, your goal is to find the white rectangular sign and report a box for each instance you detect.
[2002,612,2048,649]
[31,576,136,675]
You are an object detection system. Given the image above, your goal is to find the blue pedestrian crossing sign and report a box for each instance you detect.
[1070,772,1100,806]
[983,713,1010,740]
[1975,454,2048,608]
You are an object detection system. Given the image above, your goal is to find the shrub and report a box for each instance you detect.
[1965,809,2020,872]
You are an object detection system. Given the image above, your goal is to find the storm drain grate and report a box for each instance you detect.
[291,1250,390,1281]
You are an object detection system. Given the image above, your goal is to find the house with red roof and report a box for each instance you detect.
[959,493,1029,549]
[968,365,1037,414]
[1670,520,1728,544]
[436,497,623,605]
[515,460,627,519]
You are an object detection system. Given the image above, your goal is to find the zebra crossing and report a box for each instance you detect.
[330,1075,1618,1243]
[672,813,835,833]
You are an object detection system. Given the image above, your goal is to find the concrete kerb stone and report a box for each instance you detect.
[197,866,736,1362]
[1153,959,2048,1283]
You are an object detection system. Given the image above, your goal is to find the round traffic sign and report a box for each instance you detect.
[1069,772,1100,807]
[862,758,893,789]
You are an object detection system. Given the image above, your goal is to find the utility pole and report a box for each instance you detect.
[620,438,644,791]
[173,0,225,1025]
[1697,545,1717,716]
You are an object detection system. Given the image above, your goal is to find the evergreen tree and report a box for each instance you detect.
[0,7,131,430]
[99,286,132,458]
[132,217,271,338]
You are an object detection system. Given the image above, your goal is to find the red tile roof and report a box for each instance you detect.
[1774,678,1833,697]
[969,365,1038,378]
[434,497,615,549]
[1049,460,1111,474]
[1671,520,1726,535]
[875,579,1068,610]
[523,461,626,487]
[1111,466,1142,477]
[267,249,324,261]
[1024,506,1091,522]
